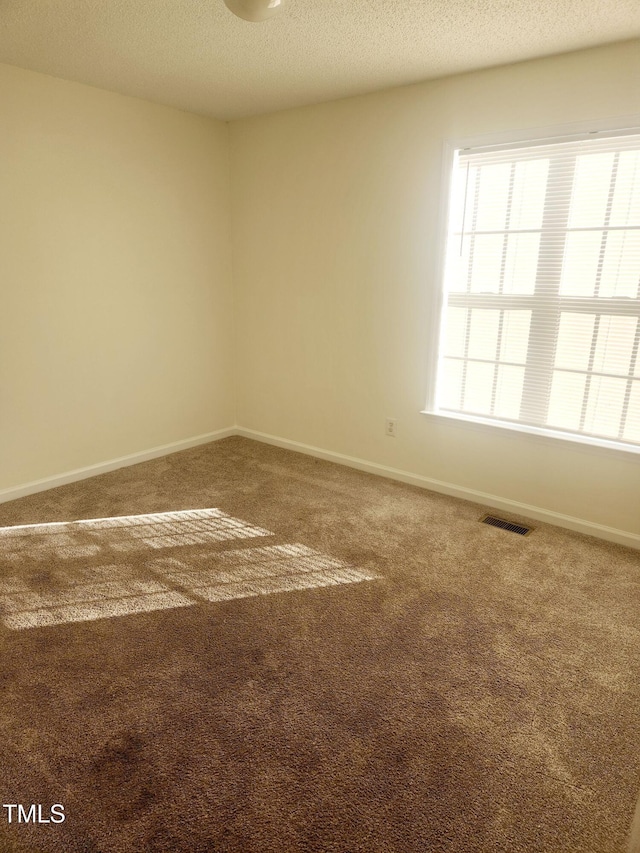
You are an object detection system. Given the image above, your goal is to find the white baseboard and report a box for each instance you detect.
[2,424,638,551]
[0,427,236,506]
[237,427,640,551]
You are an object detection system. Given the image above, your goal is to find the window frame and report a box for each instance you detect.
[422,117,640,458]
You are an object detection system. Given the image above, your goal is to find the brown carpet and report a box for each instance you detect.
[0,435,638,852]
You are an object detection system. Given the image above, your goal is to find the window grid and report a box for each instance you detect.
[435,133,640,449]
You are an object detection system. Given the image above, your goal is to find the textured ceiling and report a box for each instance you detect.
[0,0,638,120]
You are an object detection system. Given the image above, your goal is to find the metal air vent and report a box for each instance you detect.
[480,514,533,536]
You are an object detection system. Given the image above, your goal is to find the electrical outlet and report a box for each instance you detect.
[385,418,397,437]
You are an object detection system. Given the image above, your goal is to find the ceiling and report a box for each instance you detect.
[0,0,638,121]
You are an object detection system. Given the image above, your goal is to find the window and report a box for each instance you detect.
[430,130,640,451]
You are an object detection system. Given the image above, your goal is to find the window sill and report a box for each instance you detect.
[420,409,640,460]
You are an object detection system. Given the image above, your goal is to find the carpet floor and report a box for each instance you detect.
[0,436,638,852]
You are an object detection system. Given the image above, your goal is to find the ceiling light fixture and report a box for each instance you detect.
[223,0,285,22]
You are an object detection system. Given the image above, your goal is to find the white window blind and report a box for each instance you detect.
[433,130,640,449]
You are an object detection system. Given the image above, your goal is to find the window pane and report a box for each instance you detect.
[547,371,586,430]
[555,313,596,371]
[476,163,511,231]
[584,376,627,438]
[560,232,600,296]
[568,152,615,229]
[494,365,524,419]
[439,358,463,410]
[510,159,549,230]
[443,307,467,358]
[448,235,471,293]
[470,234,503,293]
[503,233,539,294]
[599,230,640,298]
[499,310,531,364]
[623,381,640,441]
[593,316,637,375]
[459,165,479,234]
[441,134,640,449]
[610,150,640,227]
[463,361,495,414]
[467,309,500,360]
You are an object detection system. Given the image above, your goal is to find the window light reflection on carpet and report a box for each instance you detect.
[0,509,377,630]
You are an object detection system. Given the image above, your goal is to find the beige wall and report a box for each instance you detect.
[1,44,639,538]
[0,63,235,491]
[231,41,640,536]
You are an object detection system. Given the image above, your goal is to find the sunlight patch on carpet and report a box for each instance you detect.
[153,544,377,603]
[0,508,272,561]
[0,510,377,630]
[2,589,193,630]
